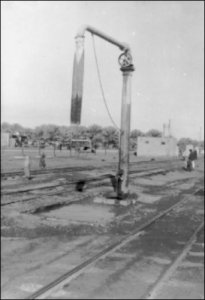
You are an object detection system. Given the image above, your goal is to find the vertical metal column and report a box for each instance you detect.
[117,56,134,199]
[70,36,85,124]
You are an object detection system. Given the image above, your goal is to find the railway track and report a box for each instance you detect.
[23,192,203,300]
[1,157,182,198]
[1,165,97,179]
[1,158,181,179]
[1,158,182,208]
[1,167,169,206]
[145,222,204,299]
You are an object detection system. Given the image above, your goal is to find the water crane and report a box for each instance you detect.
[70,25,135,199]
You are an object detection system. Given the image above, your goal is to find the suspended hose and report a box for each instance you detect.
[91,34,121,132]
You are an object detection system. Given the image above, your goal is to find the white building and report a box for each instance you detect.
[137,136,178,157]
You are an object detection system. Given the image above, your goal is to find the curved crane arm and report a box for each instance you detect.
[76,24,130,52]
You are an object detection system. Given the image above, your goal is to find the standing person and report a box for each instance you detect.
[192,147,198,170]
[187,149,194,171]
[24,155,31,179]
[39,153,46,169]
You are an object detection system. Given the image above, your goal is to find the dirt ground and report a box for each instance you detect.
[1,150,204,299]
[1,147,161,172]
[1,148,125,172]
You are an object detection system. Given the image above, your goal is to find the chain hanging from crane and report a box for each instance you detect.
[91,34,121,131]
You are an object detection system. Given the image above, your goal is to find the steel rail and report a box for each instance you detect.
[1,173,112,196]
[1,163,187,206]
[144,221,204,299]
[1,166,168,196]
[26,198,187,299]
[1,168,168,205]
[1,158,181,179]
[1,165,96,178]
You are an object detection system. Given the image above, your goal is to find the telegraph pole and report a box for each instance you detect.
[116,53,135,199]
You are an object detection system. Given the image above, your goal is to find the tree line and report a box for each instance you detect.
[1,122,204,152]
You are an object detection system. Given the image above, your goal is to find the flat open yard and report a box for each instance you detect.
[1,147,152,172]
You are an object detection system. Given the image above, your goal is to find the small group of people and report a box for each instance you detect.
[186,148,198,171]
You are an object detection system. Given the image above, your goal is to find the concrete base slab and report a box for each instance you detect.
[93,197,117,205]
[93,196,134,206]
[41,204,114,225]
[137,194,161,204]
[118,200,132,206]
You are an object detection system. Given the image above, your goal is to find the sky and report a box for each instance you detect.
[1,1,204,140]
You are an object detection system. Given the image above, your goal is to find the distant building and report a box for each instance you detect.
[137,136,178,157]
[1,131,28,148]
[10,138,16,148]
[1,132,10,147]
